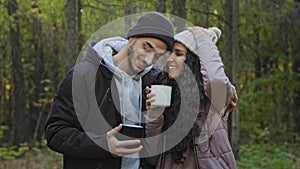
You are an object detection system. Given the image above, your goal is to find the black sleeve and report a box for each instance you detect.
[44,66,112,160]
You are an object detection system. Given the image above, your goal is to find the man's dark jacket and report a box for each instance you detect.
[45,44,160,169]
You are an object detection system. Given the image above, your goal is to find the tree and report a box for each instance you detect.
[6,0,27,145]
[224,0,240,159]
[171,0,186,32]
[30,0,46,144]
[292,0,300,135]
[65,0,78,70]
[156,0,166,13]
[77,0,83,52]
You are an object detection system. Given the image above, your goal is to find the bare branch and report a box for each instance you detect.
[95,0,123,7]
[81,4,109,11]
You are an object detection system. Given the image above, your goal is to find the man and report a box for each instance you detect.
[45,12,174,169]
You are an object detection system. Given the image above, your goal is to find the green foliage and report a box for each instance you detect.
[0,125,9,139]
[0,147,62,169]
[0,146,29,160]
[238,144,300,169]
[238,0,300,145]
[0,126,29,160]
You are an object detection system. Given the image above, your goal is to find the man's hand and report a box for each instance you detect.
[106,124,143,157]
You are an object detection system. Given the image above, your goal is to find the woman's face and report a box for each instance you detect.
[167,42,187,78]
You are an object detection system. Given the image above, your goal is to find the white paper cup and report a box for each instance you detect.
[151,85,172,107]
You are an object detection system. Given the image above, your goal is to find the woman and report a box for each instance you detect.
[146,26,238,169]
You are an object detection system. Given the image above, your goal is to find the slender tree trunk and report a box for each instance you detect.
[0,44,5,124]
[65,0,78,69]
[224,0,240,159]
[77,0,83,52]
[77,0,83,53]
[205,2,210,27]
[277,4,295,138]
[171,0,186,32]
[31,1,45,144]
[292,54,300,134]
[52,23,60,91]
[156,0,166,13]
[254,26,261,92]
[7,0,27,145]
[124,2,138,36]
[292,0,300,135]
[0,40,12,143]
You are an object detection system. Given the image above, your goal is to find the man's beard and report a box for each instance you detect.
[127,41,141,75]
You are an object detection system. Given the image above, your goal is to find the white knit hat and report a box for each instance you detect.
[174,27,221,55]
[174,30,197,55]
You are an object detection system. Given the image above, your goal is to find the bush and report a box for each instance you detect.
[0,147,62,169]
[238,144,300,169]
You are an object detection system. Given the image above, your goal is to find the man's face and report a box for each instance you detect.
[127,37,168,75]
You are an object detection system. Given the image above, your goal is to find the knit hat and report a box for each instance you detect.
[174,27,222,55]
[126,12,175,51]
[207,27,222,44]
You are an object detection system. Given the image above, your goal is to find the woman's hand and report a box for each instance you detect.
[145,86,164,121]
[227,85,238,112]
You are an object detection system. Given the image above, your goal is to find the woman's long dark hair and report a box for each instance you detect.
[158,50,210,164]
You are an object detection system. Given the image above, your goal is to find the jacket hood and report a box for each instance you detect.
[86,37,149,128]
[90,37,152,80]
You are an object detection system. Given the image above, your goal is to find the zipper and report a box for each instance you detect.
[159,153,165,169]
[99,87,111,109]
[159,134,167,169]
[193,135,201,169]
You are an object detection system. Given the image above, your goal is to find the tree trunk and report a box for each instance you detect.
[31,1,45,144]
[224,0,240,159]
[171,0,186,32]
[51,23,60,92]
[292,54,300,134]
[77,0,83,53]
[292,0,300,135]
[156,0,166,13]
[0,38,12,143]
[205,2,210,27]
[124,2,138,36]
[0,41,6,125]
[65,0,78,69]
[253,26,261,92]
[7,0,27,145]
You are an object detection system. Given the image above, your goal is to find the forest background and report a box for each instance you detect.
[0,0,299,168]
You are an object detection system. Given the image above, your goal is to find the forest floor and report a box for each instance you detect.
[0,143,299,169]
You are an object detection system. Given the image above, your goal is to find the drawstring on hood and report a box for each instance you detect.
[92,37,152,126]
[92,37,152,169]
